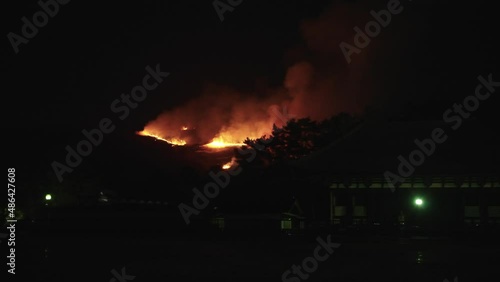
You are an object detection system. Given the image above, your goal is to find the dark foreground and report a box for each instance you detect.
[8,220,500,282]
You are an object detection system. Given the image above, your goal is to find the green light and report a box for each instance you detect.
[45,194,52,201]
[414,198,423,206]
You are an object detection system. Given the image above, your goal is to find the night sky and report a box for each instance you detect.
[2,0,499,195]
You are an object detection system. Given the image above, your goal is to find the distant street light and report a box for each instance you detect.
[44,193,52,258]
[414,198,423,207]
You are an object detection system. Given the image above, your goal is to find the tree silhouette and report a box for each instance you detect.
[241,113,360,165]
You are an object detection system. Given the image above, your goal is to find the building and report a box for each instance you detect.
[293,118,500,232]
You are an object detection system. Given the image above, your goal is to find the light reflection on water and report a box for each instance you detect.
[416,251,424,264]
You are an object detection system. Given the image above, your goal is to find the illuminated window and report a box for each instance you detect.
[281,218,292,230]
[211,217,225,230]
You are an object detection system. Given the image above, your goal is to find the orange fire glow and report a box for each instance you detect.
[136,130,187,146]
[137,102,277,149]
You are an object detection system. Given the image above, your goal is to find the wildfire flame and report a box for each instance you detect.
[137,129,248,149]
[203,137,245,149]
[136,130,187,146]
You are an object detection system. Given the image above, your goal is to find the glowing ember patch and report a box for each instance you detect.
[181,126,188,131]
[222,157,237,170]
[136,131,187,146]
